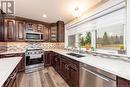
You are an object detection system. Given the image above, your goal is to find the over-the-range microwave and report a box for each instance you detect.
[25,31,43,41]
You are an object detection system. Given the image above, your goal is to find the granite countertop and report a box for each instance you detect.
[0,51,25,55]
[52,49,130,81]
[0,57,22,87]
[1,49,130,81]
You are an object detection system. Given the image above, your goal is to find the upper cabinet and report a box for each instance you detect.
[16,21,25,41]
[42,25,50,41]
[50,23,58,42]
[0,17,65,42]
[57,21,65,42]
[0,18,4,41]
[4,19,16,41]
[50,21,65,42]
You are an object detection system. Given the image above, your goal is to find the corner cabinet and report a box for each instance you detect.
[50,21,65,42]
[57,21,65,42]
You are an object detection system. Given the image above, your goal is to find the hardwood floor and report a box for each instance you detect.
[19,67,69,87]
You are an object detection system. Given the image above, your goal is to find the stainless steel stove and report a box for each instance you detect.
[25,49,44,73]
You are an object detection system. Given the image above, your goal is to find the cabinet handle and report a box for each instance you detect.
[10,73,17,79]
[55,58,58,61]
[65,64,69,70]
[4,78,12,87]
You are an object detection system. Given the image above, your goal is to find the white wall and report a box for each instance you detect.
[126,0,130,56]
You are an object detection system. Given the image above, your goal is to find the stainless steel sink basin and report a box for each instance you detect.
[66,53,85,58]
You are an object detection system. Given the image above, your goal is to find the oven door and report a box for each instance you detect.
[26,55,43,66]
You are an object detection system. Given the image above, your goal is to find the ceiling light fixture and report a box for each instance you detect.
[72,7,81,17]
[42,14,47,18]
[71,0,85,18]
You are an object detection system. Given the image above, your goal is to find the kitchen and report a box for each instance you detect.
[0,0,130,87]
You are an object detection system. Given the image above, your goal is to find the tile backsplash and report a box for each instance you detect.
[0,42,64,52]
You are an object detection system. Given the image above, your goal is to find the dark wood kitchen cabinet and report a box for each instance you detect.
[49,21,65,42]
[68,60,79,87]
[0,18,4,41]
[117,77,130,87]
[0,15,64,42]
[1,53,25,87]
[0,53,25,72]
[15,21,25,41]
[37,24,43,32]
[60,58,70,80]
[50,23,57,42]
[4,19,16,41]
[3,68,18,87]
[44,51,54,67]
[52,53,60,73]
[42,25,50,41]
[60,56,79,87]
[57,21,65,42]
[45,52,79,87]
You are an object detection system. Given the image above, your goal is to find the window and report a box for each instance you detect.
[68,35,76,47]
[80,32,91,49]
[96,24,124,50]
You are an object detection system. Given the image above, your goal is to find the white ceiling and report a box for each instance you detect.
[15,0,102,23]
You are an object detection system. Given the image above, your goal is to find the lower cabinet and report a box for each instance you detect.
[3,68,17,87]
[68,62,79,87]
[52,53,60,73]
[1,53,25,87]
[44,51,54,67]
[44,51,79,87]
[45,51,130,87]
[60,58,70,80]
[117,77,130,87]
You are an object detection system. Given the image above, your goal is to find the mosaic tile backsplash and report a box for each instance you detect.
[0,42,64,52]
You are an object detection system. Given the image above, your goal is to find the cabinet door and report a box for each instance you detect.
[57,21,64,42]
[18,57,25,72]
[117,77,130,87]
[60,58,69,80]
[44,52,53,67]
[11,81,16,87]
[53,53,60,73]
[16,21,25,41]
[37,24,43,32]
[4,19,15,41]
[0,18,4,41]
[69,64,79,87]
[50,23,57,42]
[32,23,38,32]
[25,23,33,31]
[42,25,49,41]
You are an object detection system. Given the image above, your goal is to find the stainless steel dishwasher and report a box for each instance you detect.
[80,63,116,87]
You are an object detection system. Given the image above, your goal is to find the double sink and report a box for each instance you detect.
[66,53,85,58]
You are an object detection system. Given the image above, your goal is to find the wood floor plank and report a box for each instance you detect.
[18,67,69,87]
[48,67,69,87]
